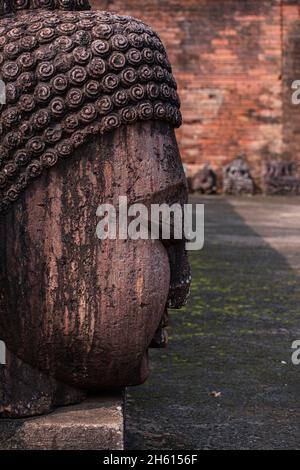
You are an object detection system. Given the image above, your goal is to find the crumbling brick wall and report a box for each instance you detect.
[91,0,300,188]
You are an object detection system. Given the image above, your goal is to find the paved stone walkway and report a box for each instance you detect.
[126,196,300,450]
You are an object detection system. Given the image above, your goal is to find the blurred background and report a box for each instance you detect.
[90,1,300,450]
[91,0,300,191]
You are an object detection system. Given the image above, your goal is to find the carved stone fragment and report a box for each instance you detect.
[263,161,300,195]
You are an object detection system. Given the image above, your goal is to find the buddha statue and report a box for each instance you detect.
[0,0,191,417]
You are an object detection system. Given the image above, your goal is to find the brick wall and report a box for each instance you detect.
[91,0,300,187]
[283,0,300,167]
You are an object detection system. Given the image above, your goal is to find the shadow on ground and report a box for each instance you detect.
[126,196,300,450]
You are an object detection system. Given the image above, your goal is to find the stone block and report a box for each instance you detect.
[0,393,125,450]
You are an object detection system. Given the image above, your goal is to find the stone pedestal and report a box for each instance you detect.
[0,392,125,450]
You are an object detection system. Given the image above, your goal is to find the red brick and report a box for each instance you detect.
[91,0,300,186]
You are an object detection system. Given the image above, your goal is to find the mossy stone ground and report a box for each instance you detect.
[126,196,300,450]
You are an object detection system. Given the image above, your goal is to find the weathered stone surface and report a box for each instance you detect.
[0,0,190,418]
[94,0,300,188]
[0,2,181,216]
[187,165,217,194]
[223,158,255,195]
[127,196,300,450]
[0,120,190,417]
[263,161,300,195]
[0,393,124,450]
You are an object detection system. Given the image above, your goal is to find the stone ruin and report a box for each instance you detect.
[0,0,191,422]
[263,161,300,195]
[187,164,217,194]
[223,157,255,195]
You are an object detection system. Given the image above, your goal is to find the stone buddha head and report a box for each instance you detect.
[0,0,191,417]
